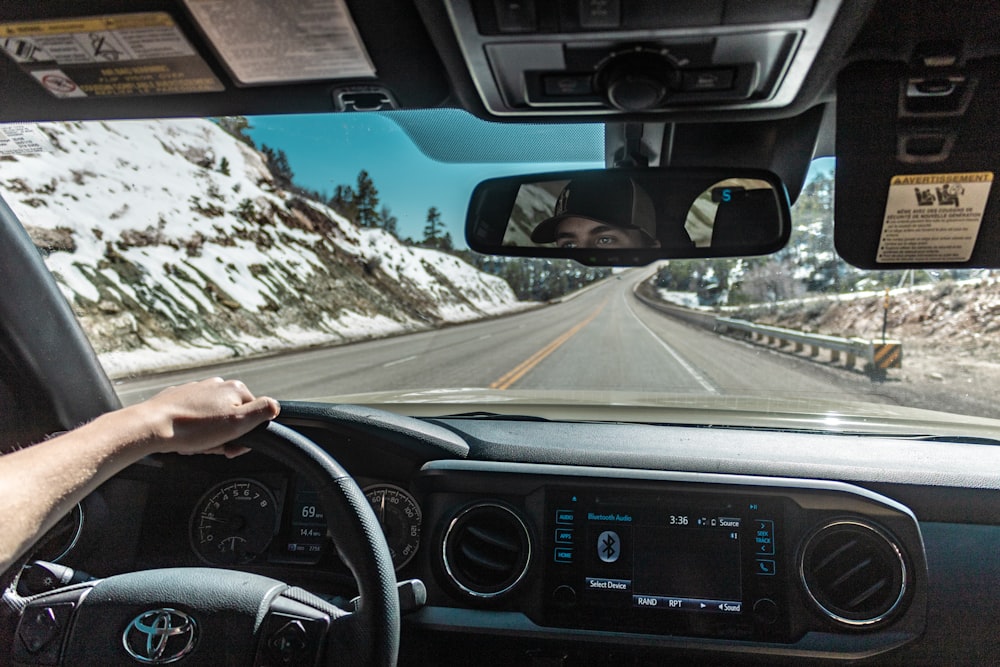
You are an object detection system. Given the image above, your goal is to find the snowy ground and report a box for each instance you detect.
[655,289,703,309]
[0,118,531,378]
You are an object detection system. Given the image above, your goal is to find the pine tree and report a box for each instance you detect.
[423,206,443,246]
[329,185,356,220]
[216,116,255,146]
[260,144,294,188]
[355,170,380,227]
[218,157,231,176]
[378,205,398,236]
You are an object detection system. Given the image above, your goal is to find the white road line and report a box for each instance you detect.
[622,291,719,394]
[478,334,493,340]
[382,354,418,368]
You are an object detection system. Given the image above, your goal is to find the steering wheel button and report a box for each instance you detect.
[15,603,73,664]
[268,619,308,662]
[24,607,58,651]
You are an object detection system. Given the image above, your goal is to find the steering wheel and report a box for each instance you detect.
[2,421,400,666]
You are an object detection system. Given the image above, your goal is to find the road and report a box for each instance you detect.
[116,270,894,409]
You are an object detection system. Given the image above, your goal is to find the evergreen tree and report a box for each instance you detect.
[423,206,443,246]
[456,251,611,301]
[218,157,231,176]
[355,170,380,227]
[378,205,398,236]
[260,144,294,188]
[215,116,255,146]
[329,184,356,220]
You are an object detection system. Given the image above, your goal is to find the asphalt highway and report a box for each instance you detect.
[116,269,892,409]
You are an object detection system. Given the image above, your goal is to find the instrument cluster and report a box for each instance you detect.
[186,475,422,572]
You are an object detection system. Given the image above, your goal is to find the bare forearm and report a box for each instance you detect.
[0,410,157,571]
[0,378,279,572]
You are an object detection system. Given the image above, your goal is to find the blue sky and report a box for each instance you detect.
[247,112,833,245]
[246,112,601,244]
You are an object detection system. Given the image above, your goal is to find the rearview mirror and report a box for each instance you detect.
[466,168,791,266]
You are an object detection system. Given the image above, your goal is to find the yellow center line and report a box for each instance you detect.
[490,299,608,390]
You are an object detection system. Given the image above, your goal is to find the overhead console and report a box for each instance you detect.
[442,0,845,116]
[414,461,927,660]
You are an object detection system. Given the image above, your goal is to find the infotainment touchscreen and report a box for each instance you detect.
[542,487,788,641]
[582,508,743,610]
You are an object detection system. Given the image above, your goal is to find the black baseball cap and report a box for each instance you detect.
[530,177,657,244]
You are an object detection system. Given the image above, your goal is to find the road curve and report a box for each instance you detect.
[116,269,900,410]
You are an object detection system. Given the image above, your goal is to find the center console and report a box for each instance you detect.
[417,461,927,660]
[543,488,788,641]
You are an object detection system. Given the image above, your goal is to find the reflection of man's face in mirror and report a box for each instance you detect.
[529,177,661,249]
[554,216,660,249]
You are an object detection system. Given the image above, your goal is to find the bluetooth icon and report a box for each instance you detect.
[597,530,621,563]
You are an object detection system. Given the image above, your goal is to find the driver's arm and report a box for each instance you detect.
[0,377,279,572]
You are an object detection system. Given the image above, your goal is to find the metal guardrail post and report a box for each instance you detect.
[714,317,902,379]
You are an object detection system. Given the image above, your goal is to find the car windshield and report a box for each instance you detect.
[0,110,996,432]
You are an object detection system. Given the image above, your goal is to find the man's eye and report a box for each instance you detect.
[595,236,616,246]
[558,241,577,248]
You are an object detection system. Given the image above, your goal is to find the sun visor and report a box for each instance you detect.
[182,0,375,86]
[835,58,1000,269]
[0,1,451,121]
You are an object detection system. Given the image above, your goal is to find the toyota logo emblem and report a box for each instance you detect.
[122,609,198,664]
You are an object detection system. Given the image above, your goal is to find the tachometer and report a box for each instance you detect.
[364,484,421,570]
[189,478,279,566]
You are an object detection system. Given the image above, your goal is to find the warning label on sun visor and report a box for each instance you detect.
[877,172,994,263]
[182,0,375,85]
[0,13,223,98]
[0,124,53,155]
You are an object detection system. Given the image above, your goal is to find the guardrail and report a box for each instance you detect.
[714,317,902,379]
[633,287,718,330]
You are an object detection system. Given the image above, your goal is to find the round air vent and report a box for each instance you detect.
[442,503,531,599]
[800,520,908,628]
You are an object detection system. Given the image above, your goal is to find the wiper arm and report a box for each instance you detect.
[904,434,1000,446]
[435,411,553,422]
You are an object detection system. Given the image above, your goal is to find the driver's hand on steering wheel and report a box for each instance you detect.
[131,377,280,458]
[0,377,278,572]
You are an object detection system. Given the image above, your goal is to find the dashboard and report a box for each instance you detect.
[45,401,1000,665]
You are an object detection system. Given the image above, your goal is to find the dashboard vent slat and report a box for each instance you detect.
[829,556,873,589]
[465,524,521,553]
[800,521,908,628]
[459,542,511,572]
[443,503,532,599]
[846,579,888,609]
[813,538,859,573]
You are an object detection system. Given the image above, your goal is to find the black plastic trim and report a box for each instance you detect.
[0,195,120,430]
[279,401,470,460]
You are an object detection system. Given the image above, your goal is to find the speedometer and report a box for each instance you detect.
[189,478,278,566]
[364,484,421,570]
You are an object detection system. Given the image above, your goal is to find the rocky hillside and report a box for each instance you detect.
[729,278,999,356]
[0,119,524,377]
[726,277,1000,412]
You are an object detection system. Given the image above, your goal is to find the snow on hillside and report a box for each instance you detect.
[0,119,526,377]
